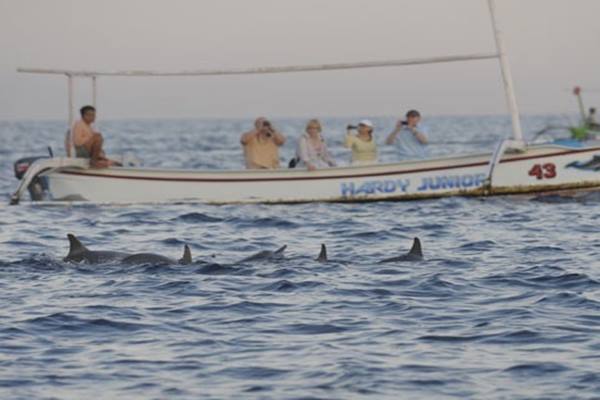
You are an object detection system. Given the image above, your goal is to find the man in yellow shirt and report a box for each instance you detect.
[240,117,286,169]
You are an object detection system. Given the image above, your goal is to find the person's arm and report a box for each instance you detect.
[297,136,316,171]
[297,136,310,164]
[385,130,398,145]
[272,130,286,146]
[344,130,355,148]
[240,130,255,145]
[322,142,337,167]
[411,127,428,145]
[386,121,404,145]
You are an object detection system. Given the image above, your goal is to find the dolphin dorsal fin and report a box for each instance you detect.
[316,244,328,262]
[408,237,423,258]
[67,233,88,256]
[275,245,287,254]
[180,244,192,265]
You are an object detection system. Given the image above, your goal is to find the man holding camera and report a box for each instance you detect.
[241,117,286,169]
[385,110,429,160]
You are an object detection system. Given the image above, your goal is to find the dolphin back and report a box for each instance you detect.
[378,237,424,263]
[240,245,287,263]
[275,245,287,255]
[121,253,175,265]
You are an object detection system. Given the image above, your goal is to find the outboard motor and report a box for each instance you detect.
[13,155,50,201]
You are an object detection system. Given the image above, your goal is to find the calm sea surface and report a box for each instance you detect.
[1,115,600,399]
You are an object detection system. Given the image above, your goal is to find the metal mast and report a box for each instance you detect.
[487,0,524,142]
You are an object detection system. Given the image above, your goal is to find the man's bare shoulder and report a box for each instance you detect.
[72,120,84,129]
[240,130,258,145]
[241,130,259,139]
[72,119,95,132]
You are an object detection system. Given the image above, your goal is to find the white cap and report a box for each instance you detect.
[358,119,374,128]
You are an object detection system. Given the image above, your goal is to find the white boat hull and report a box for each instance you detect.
[40,143,600,204]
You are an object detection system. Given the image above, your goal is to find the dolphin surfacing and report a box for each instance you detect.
[239,245,287,263]
[316,244,328,263]
[63,234,192,265]
[378,238,424,263]
[121,245,193,265]
[64,234,130,264]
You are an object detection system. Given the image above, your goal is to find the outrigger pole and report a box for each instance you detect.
[17,0,524,153]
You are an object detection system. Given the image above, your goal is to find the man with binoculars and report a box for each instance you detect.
[240,117,286,169]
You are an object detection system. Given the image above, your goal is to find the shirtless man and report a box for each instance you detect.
[240,117,286,169]
[67,106,119,168]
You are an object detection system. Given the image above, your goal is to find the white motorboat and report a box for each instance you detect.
[10,0,600,205]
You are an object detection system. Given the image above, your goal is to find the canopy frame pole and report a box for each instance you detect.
[487,0,523,142]
[92,76,98,108]
[67,74,74,130]
[67,74,75,157]
[16,53,500,77]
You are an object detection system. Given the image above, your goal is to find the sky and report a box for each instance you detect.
[1,0,599,121]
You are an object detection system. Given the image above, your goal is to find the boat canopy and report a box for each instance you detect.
[17,0,523,151]
[17,53,499,77]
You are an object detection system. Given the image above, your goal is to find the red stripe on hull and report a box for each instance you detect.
[55,147,600,183]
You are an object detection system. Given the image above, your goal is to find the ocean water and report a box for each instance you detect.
[1,115,600,399]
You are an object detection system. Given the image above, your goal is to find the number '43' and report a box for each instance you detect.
[528,163,557,180]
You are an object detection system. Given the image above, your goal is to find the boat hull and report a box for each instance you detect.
[42,144,600,204]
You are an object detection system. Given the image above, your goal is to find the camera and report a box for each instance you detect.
[347,124,357,130]
[401,121,408,126]
[262,120,273,137]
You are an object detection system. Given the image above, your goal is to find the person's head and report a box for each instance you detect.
[254,117,267,130]
[305,119,322,137]
[406,110,421,127]
[255,117,273,135]
[80,105,96,124]
[358,119,374,139]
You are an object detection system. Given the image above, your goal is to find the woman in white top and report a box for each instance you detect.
[295,119,337,171]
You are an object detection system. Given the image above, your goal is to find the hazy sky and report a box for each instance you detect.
[1,0,599,120]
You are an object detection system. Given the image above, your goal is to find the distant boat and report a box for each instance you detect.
[532,86,600,142]
[10,0,600,205]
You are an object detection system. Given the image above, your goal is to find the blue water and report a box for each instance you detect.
[1,115,600,399]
